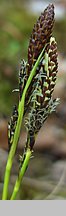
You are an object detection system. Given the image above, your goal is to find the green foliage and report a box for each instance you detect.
[0,81,14,116]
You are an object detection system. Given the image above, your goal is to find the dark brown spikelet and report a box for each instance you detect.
[28,4,55,74]
[38,36,58,107]
[45,37,58,98]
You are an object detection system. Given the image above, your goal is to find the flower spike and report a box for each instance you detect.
[28,4,54,73]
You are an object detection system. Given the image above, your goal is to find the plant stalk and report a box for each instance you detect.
[2,46,46,200]
[11,149,32,200]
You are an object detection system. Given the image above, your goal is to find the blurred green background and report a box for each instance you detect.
[0,0,37,116]
[0,0,66,200]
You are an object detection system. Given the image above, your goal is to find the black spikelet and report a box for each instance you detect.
[8,105,18,151]
[19,59,29,100]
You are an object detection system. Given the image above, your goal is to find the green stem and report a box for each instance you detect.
[2,46,46,200]
[11,149,32,200]
[2,102,24,200]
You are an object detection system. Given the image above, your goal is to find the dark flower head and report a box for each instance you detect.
[28,4,55,73]
[39,36,58,106]
[26,37,58,109]
[25,35,58,149]
[18,4,59,152]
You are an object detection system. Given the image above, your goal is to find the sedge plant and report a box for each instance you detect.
[2,4,60,200]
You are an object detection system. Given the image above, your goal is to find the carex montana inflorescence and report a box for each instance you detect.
[8,4,59,166]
